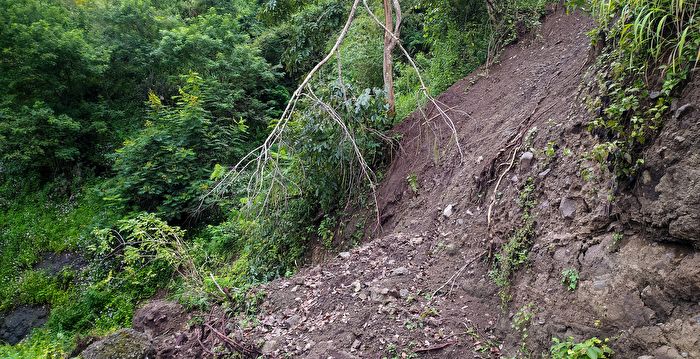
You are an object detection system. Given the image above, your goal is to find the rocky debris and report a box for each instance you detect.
[80,329,154,359]
[559,197,577,219]
[0,305,49,345]
[339,251,351,259]
[34,252,85,275]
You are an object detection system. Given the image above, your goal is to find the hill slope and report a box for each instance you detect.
[119,7,699,358]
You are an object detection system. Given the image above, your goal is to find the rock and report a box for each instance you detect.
[442,204,454,218]
[538,168,551,178]
[391,267,408,276]
[445,243,458,256]
[351,280,362,292]
[399,289,409,298]
[510,174,519,183]
[673,103,694,119]
[262,339,279,355]
[520,152,534,172]
[410,237,423,246]
[285,314,302,328]
[650,91,662,99]
[0,305,49,345]
[80,329,154,359]
[559,197,577,219]
[339,252,351,259]
[351,339,361,350]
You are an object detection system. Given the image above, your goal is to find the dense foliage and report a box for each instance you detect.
[0,0,574,356]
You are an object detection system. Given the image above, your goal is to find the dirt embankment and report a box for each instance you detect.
[102,6,699,358]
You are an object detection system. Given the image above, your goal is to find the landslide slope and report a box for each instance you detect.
[121,7,700,359]
[241,7,700,358]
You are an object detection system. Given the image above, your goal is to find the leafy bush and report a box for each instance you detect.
[109,74,248,221]
[550,336,614,359]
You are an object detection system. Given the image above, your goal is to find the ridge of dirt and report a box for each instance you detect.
[117,6,700,358]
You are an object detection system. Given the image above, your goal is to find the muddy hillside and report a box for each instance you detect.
[114,7,699,359]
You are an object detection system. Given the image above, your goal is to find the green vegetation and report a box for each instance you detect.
[406,173,419,194]
[550,336,614,359]
[490,176,537,306]
[570,0,700,183]
[561,268,580,291]
[511,303,535,357]
[0,0,552,354]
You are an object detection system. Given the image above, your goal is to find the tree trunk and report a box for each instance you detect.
[383,0,396,117]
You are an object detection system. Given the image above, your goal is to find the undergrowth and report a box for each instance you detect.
[490,176,537,307]
[571,0,699,183]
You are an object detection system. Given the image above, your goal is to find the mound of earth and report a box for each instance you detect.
[94,5,699,358]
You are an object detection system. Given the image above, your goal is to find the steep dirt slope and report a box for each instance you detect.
[242,7,597,357]
[237,6,700,358]
[113,6,700,358]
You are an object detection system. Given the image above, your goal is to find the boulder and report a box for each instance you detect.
[80,329,154,359]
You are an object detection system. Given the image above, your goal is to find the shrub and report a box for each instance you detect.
[550,336,614,359]
[109,74,248,221]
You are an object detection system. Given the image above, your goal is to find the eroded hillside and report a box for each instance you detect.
[78,6,700,359]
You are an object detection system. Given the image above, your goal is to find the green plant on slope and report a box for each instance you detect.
[561,268,580,291]
[550,336,614,359]
[512,303,535,356]
[490,177,537,306]
[571,0,700,183]
[406,173,419,194]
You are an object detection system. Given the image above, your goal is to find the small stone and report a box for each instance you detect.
[520,152,534,172]
[649,91,662,99]
[674,135,686,143]
[442,204,454,218]
[538,168,551,178]
[285,315,301,328]
[641,170,652,185]
[391,267,409,276]
[351,339,361,350]
[410,237,423,246]
[510,175,519,183]
[457,219,464,225]
[399,289,409,298]
[262,340,278,355]
[339,252,351,259]
[351,280,361,292]
[559,197,577,219]
[476,156,484,163]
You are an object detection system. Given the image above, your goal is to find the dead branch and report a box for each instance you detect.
[486,146,519,228]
